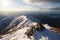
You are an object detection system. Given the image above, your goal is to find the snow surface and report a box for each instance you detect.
[0,15,60,40]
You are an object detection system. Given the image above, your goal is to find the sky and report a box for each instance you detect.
[0,0,60,12]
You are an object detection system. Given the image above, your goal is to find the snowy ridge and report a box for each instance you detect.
[0,15,60,40]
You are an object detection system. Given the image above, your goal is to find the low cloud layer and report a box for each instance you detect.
[49,7,60,10]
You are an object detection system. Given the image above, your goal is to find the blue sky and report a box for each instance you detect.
[0,0,60,11]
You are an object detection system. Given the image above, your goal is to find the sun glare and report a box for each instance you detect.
[1,0,10,7]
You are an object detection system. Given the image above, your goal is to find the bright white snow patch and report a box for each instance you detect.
[42,24,52,30]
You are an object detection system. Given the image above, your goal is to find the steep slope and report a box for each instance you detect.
[0,15,60,40]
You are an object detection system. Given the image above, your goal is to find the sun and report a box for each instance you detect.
[1,0,10,7]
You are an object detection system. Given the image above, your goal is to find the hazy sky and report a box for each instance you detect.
[0,0,60,11]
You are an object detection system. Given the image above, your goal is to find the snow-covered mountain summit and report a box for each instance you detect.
[0,15,60,40]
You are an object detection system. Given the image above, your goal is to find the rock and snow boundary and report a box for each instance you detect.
[0,15,60,40]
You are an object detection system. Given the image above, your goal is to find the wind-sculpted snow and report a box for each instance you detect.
[0,15,60,40]
[1,15,41,32]
[3,15,27,32]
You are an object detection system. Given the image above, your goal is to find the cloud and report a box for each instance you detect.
[50,7,60,10]
[23,0,49,6]
[23,0,60,5]
[23,0,60,10]
[31,0,60,3]
[47,6,60,10]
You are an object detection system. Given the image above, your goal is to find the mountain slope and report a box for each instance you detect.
[0,15,60,40]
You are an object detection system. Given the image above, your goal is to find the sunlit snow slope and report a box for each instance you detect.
[0,15,60,40]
